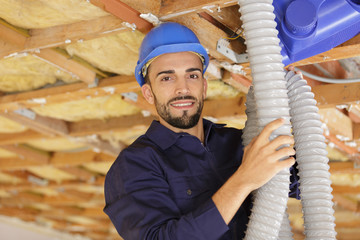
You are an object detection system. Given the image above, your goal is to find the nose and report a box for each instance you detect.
[175,78,190,95]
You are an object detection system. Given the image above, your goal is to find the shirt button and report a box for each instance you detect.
[186,189,192,196]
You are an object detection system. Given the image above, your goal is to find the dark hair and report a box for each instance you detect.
[144,73,151,86]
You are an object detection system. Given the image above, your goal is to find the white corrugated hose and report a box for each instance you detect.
[239,0,336,239]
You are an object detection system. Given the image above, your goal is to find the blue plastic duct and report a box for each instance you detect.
[273,0,360,65]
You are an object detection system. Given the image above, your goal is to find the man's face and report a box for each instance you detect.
[142,52,207,129]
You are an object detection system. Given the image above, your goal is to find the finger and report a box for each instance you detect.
[265,135,294,152]
[257,118,285,143]
[276,157,296,171]
[269,147,296,162]
[288,65,294,71]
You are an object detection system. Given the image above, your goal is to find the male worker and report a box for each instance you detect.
[104,22,298,240]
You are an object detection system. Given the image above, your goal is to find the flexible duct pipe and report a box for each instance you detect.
[238,0,336,239]
[238,1,292,239]
[286,71,336,239]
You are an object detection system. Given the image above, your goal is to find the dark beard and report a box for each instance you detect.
[154,95,203,129]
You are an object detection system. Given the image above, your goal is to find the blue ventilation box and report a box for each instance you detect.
[273,0,360,65]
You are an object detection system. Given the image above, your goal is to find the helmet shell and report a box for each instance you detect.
[135,22,209,86]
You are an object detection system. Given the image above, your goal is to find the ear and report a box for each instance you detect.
[202,77,208,100]
[141,84,155,104]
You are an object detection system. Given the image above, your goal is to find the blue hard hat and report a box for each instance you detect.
[135,22,209,86]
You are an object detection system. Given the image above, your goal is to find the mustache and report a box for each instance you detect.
[168,95,197,104]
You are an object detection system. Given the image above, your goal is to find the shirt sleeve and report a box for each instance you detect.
[289,161,300,200]
[103,147,229,240]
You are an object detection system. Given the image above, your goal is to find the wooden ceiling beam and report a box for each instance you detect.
[159,0,238,20]
[33,48,97,84]
[329,161,360,174]
[294,34,360,66]
[203,95,246,119]
[0,75,138,112]
[68,113,153,136]
[0,111,69,137]
[333,194,359,212]
[95,0,153,33]
[172,12,244,61]
[0,130,44,145]
[332,185,360,195]
[354,123,360,140]
[0,150,114,171]
[59,166,95,182]
[0,144,50,164]
[0,15,129,59]
[0,157,43,171]
[313,82,360,108]
[0,176,105,191]
[0,18,29,46]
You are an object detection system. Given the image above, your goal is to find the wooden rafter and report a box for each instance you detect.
[33,48,97,84]
[94,0,153,33]
[0,15,128,59]
[0,75,139,111]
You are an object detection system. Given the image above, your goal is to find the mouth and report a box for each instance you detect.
[170,101,195,109]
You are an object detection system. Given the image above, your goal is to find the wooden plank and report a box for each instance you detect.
[222,70,251,94]
[159,0,238,19]
[69,113,153,136]
[33,48,97,84]
[0,130,44,145]
[354,123,360,140]
[172,12,241,61]
[0,15,128,59]
[0,111,69,137]
[51,150,98,167]
[1,144,50,164]
[312,82,360,108]
[333,194,359,212]
[59,166,95,182]
[0,75,139,112]
[0,157,44,170]
[203,95,247,118]
[0,19,29,46]
[205,5,242,34]
[332,185,360,194]
[294,34,360,66]
[98,0,153,33]
[325,133,358,156]
[75,137,123,157]
[329,161,360,174]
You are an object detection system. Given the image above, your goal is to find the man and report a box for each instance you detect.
[104,22,298,239]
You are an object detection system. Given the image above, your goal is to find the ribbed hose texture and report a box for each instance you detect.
[286,71,336,240]
[239,0,337,238]
[238,0,292,239]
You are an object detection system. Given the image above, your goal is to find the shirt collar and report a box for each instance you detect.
[145,119,225,150]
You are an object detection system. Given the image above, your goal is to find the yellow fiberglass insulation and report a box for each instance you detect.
[65,31,144,76]
[31,94,141,122]
[0,54,79,92]
[206,80,240,99]
[27,166,77,182]
[0,148,18,158]
[0,116,27,133]
[0,0,109,29]
[25,137,87,152]
[100,125,148,146]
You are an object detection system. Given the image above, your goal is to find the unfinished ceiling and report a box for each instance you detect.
[0,0,359,239]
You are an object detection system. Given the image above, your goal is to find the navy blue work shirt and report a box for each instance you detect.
[104,119,299,240]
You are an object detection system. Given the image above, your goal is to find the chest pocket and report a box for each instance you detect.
[168,175,213,214]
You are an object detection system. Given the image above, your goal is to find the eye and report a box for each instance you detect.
[161,76,172,81]
[189,74,199,79]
